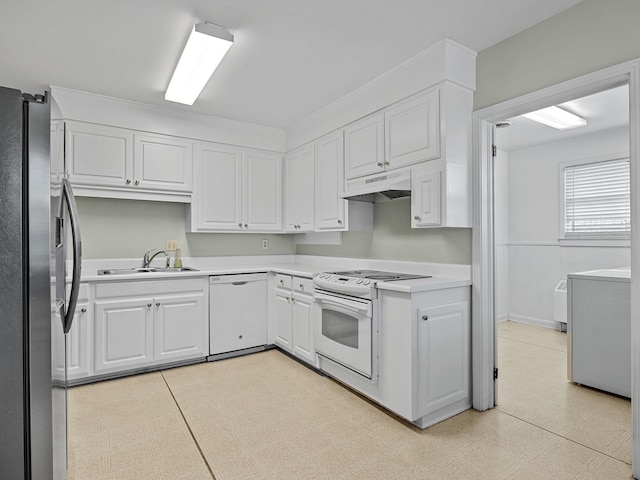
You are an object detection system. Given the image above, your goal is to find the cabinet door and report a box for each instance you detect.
[65,121,133,188]
[274,288,293,352]
[284,145,315,232]
[52,302,91,381]
[344,113,385,180]
[244,150,283,231]
[417,301,470,418]
[134,134,193,192]
[411,170,442,227]
[385,89,440,169]
[194,142,243,231]
[292,292,315,364]
[94,298,154,374]
[315,131,347,230]
[154,293,205,363]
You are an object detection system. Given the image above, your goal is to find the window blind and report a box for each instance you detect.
[564,159,630,238]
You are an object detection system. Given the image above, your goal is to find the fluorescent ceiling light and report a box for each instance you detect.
[165,23,234,105]
[521,106,587,130]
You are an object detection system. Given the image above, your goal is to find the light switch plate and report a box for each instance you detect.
[165,240,178,251]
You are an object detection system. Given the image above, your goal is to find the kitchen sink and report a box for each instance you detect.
[97,267,199,275]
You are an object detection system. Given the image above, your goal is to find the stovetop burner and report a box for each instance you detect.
[330,270,431,282]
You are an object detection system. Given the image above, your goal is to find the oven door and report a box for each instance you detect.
[313,290,375,379]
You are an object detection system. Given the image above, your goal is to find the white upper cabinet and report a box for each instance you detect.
[191,142,282,232]
[62,121,193,202]
[344,113,385,180]
[65,121,133,188]
[385,89,440,169]
[284,144,315,232]
[315,131,347,231]
[411,169,442,227]
[193,142,243,231]
[134,133,192,192]
[244,149,283,231]
[344,88,440,181]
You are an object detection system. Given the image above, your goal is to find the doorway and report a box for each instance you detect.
[471,59,640,477]
[492,84,631,464]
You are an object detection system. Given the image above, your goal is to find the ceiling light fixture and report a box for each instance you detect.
[165,22,234,106]
[521,106,587,130]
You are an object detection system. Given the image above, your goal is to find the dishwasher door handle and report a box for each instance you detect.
[232,281,248,286]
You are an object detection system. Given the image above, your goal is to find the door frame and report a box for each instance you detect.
[471,59,640,476]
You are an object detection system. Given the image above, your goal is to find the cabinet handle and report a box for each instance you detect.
[147,303,152,308]
[238,223,243,227]
[280,279,284,285]
[239,335,243,339]
[156,302,160,307]
[244,224,248,228]
[414,215,421,221]
[299,283,304,290]
[337,219,342,225]
[126,179,132,185]
[422,315,429,321]
[134,180,140,185]
[377,162,383,167]
[80,307,87,313]
[384,161,390,166]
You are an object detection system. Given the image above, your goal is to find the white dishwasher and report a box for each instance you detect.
[209,273,268,357]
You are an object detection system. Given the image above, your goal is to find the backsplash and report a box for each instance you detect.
[76,196,471,264]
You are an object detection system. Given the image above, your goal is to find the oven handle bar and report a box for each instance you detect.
[313,291,372,316]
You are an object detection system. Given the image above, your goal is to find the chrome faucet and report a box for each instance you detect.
[142,249,171,268]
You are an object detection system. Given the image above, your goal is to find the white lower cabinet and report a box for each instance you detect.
[94,297,154,374]
[417,301,470,418]
[52,284,92,382]
[93,278,207,376]
[154,293,205,363]
[273,274,316,364]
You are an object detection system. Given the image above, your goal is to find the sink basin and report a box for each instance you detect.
[97,267,198,275]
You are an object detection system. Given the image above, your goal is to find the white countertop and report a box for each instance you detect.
[77,255,471,293]
[567,267,631,282]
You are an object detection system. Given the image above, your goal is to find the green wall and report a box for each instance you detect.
[475,0,640,110]
[296,198,472,264]
[76,197,296,259]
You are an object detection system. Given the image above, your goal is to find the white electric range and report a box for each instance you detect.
[312,270,431,381]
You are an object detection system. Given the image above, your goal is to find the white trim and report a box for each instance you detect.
[507,314,565,332]
[499,240,630,247]
[472,58,640,477]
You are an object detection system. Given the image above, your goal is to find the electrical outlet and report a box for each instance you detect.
[165,240,178,251]
[262,239,268,249]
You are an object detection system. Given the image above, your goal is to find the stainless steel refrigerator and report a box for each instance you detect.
[0,86,82,479]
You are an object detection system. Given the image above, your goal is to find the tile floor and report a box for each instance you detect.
[68,321,632,479]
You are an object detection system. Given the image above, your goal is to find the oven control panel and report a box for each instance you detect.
[313,273,376,298]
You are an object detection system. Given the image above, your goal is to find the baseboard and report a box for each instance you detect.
[508,313,565,331]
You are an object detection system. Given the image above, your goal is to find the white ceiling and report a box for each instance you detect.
[496,85,630,152]
[1,0,583,129]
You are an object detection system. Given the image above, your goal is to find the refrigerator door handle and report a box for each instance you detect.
[56,178,82,334]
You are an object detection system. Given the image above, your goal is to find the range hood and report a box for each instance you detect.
[341,171,411,202]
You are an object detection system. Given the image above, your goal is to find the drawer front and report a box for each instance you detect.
[293,276,314,294]
[95,278,205,298]
[275,274,292,289]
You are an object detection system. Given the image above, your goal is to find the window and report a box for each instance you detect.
[563,158,630,239]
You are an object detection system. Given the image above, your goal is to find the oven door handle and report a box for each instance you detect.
[313,292,371,316]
